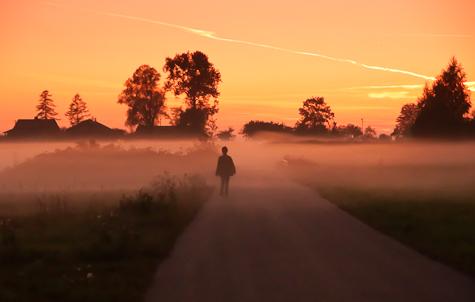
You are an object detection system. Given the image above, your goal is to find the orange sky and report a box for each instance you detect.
[1,0,474,135]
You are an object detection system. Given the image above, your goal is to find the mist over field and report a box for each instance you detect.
[0,140,217,213]
[1,137,475,214]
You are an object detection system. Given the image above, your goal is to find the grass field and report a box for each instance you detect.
[285,156,475,279]
[0,174,213,302]
[0,142,216,302]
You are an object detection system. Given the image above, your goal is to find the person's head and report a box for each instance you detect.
[222,146,228,155]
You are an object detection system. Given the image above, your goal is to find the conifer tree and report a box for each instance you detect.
[36,90,58,120]
[65,93,90,126]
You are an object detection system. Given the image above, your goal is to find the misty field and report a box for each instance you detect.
[0,141,216,302]
[283,140,475,278]
[2,138,475,300]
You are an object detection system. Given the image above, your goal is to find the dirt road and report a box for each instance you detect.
[145,165,475,302]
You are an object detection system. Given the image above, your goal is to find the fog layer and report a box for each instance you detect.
[1,138,474,213]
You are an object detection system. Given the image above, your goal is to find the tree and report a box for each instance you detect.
[36,90,58,120]
[65,93,90,126]
[339,124,363,138]
[118,65,167,128]
[411,57,472,137]
[240,120,293,138]
[392,103,419,138]
[364,125,377,139]
[217,127,236,141]
[295,97,335,135]
[163,51,221,134]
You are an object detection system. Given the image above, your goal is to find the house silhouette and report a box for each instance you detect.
[66,119,125,138]
[4,118,60,138]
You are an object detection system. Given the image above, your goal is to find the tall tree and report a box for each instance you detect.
[65,93,90,126]
[392,103,419,138]
[163,51,221,133]
[118,65,167,128]
[36,90,58,120]
[295,97,335,134]
[411,57,472,137]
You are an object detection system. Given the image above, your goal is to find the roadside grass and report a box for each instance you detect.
[284,157,475,279]
[0,174,213,302]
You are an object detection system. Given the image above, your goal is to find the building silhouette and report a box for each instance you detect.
[66,119,125,138]
[3,118,60,138]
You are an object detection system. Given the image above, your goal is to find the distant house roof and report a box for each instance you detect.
[4,118,60,137]
[66,119,125,138]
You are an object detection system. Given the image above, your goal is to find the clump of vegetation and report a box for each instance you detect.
[0,173,212,302]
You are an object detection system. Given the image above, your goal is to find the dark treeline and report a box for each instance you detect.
[241,97,379,140]
[242,57,473,141]
[3,50,224,141]
[3,55,473,142]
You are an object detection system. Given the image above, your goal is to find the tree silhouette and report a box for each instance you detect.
[217,127,236,141]
[364,125,377,139]
[36,90,58,120]
[118,65,167,128]
[295,97,334,135]
[65,93,90,126]
[163,51,221,134]
[241,120,293,138]
[412,57,472,137]
[392,103,419,138]
[339,124,363,138]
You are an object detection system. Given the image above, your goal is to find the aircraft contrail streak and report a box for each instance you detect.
[44,2,436,81]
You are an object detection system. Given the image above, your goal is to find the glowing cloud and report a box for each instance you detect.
[341,84,424,90]
[333,106,394,110]
[43,2,436,81]
[368,92,413,99]
[466,81,475,92]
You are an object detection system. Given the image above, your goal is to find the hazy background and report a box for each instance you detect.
[2,139,474,213]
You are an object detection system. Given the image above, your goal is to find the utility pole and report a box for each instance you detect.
[361,118,364,136]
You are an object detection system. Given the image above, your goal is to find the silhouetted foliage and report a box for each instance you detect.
[364,125,377,139]
[118,65,167,128]
[163,51,221,135]
[217,127,236,141]
[36,90,58,120]
[65,93,90,126]
[338,124,363,138]
[295,97,335,135]
[411,57,472,138]
[392,103,419,138]
[379,134,391,141]
[241,120,293,138]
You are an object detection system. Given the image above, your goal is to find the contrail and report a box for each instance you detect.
[44,2,436,81]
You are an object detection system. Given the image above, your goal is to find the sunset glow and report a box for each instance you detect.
[1,0,474,134]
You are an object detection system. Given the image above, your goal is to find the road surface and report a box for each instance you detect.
[145,165,475,302]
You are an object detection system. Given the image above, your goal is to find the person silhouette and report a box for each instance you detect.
[215,146,236,197]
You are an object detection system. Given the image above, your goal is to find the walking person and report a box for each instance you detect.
[215,146,236,197]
